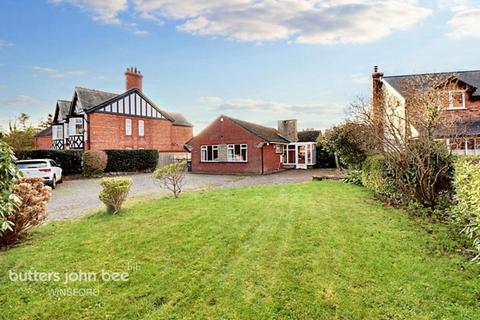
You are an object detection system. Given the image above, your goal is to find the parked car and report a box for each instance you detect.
[16,159,63,189]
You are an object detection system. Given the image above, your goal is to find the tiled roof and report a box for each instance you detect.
[57,100,71,120]
[166,111,193,127]
[75,87,118,111]
[35,126,52,137]
[383,70,480,97]
[297,130,321,142]
[228,116,289,143]
[436,120,480,137]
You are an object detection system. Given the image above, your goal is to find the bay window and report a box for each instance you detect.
[69,118,83,135]
[52,125,64,140]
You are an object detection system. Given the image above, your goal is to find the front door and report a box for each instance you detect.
[296,145,307,169]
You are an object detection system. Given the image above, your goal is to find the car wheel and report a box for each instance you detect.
[51,175,56,189]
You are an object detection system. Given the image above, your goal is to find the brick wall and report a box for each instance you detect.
[35,136,52,150]
[190,116,283,175]
[88,112,192,151]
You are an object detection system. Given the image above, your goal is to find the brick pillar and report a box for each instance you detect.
[125,66,143,91]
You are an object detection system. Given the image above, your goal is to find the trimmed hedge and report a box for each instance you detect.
[14,150,83,175]
[361,155,396,199]
[453,156,480,258]
[104,149,159,173]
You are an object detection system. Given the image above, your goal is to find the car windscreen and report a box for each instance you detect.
[16,161,48,169]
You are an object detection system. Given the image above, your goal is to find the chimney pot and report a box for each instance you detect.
[374,65,378,73]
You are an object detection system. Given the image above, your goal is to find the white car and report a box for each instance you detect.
[16,159,63,189]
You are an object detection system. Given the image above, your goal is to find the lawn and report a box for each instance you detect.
[0,181,479,319]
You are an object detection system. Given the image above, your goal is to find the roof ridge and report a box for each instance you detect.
[383,69,480,79]
[75,86,118,95]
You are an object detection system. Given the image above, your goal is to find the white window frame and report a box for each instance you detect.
[201,145,219,162]
[125,118,132,136]
[227,144,248,162]
[52,125,64,140]
[69,117,83,136]
[448,90,466,110]
[138,120,144,137]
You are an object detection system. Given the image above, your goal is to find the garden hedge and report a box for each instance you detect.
[453,156,480,257]
[14,150,83,175]
[361,155,396,199]
[104,149,159,173]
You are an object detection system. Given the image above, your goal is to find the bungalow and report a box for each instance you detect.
[36,67,193,158]
[188,115,318,175]
[372,66,480,155]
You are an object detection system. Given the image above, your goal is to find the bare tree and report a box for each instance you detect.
[153,161,188,198]
[349,75,459,209]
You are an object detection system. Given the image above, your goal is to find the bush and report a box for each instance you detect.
[82,151,108,176]
[1,178,51,247]
[343,170,363,185]
[153,161,187,198]
[452,156,480,260]
[323,123,370,169]
[104,149,159,173]
[0,141,22,236]
[316,138,336,168]
[15,150,83,175]
[98,177,132,214]
[361,155,396,199]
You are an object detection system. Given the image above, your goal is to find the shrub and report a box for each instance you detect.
[0,141,22,236]
[98,177,132,214]
[153,161,187,198]
[104,149,159,173]
[82,150,108,176]
[1,178,51,247]
[343,170,363,186]
[452,156,480,260]
[323,123,370,169]
[316,138,336,168]
[15,150,83,175]
[361,155,397,199]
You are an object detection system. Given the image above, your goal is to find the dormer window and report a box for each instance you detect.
[448,90,466,110]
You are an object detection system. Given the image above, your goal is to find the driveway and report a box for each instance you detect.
[47,169,340,220]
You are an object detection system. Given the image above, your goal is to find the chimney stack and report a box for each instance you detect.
[125,66,143,91]
[372,65,384,139]
[278,119,298,142]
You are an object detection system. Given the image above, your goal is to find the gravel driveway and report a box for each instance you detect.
[47,169,340,220]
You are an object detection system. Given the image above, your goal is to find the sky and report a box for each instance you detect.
[0,0,479,133]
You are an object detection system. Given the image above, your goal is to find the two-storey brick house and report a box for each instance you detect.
[38,67,193,157]
[372,67,480,155]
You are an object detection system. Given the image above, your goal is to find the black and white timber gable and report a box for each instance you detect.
[93,89,171,120]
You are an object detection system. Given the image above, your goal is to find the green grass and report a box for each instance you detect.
[0,181,479,319]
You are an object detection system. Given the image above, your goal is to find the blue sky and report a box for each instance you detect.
[0,0,479,133]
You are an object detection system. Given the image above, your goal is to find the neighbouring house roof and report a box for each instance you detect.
[35,126,52,137]
[228,116,289,143]
[167,111,193,127]
[436,120,480,138]
[383,70,480,98]
[297,130,321,143]
[74,87,119,111]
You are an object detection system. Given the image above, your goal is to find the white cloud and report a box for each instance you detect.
[0,39,14,48]
[0,95,42,107]
[51,0,432,44]
[200,96,344,129]
[351,74,370,85]
[33,66,87,79]
[50,0,127,24]
[439,0,480,38]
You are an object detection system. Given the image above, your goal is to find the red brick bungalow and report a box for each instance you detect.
[34,126,53,150]
[40,67,193,158]
[188,115,318,175]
